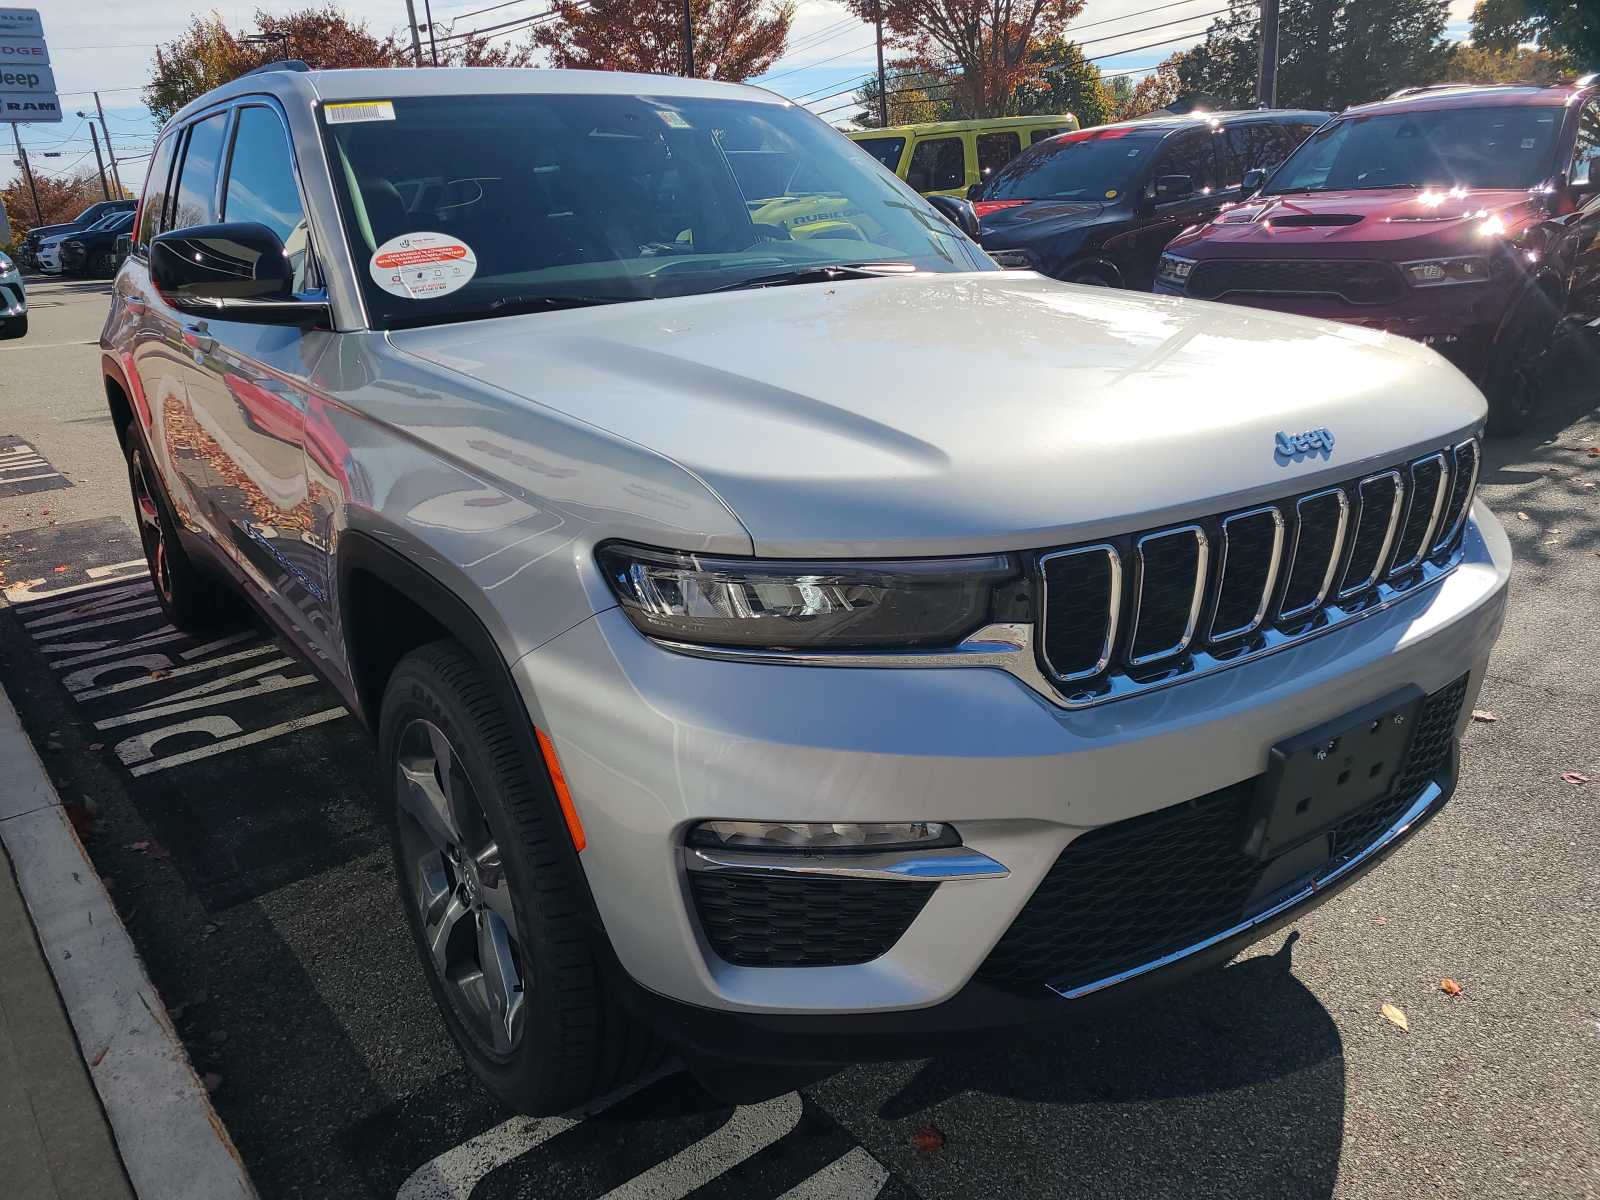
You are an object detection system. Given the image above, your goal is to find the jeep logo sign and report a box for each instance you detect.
[0,64,52,92]
[1274,427,1336,462]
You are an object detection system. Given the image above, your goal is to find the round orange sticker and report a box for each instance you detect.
[370,231,477,300]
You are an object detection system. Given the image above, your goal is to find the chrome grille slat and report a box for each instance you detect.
[1038,544,1122,681]
[1128,526,1209,665]
[1209,506,1285,642]
[1389,452,1450,576]
[1278,488,1350,622]
[1431,439,1479,554]
[1337,470,1405,598]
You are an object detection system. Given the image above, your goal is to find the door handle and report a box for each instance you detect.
[182,319,215,356]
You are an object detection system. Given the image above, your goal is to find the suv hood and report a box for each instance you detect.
[1178,188,1541,253]
[390,272,1483,557]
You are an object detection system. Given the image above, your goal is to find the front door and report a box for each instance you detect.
[1123,127,1228,290]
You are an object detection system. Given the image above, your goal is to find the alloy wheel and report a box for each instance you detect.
[395,718,527,1056]
[128,449,174,606]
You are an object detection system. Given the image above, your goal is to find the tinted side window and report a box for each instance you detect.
[136,134,179,253]
[854,136,906,171]
[223,106,311,290]
[1030,127,1067,145]
[1150,128,1216,193]
[907,137,966,191]
[1226,122,1309,184]
[977,131,1022,180]
[1574,100,1600,186]
[170,113,229,231]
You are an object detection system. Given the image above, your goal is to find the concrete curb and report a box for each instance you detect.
[0,679,258,1200]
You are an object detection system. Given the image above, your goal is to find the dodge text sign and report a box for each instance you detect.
[0,35,46,63]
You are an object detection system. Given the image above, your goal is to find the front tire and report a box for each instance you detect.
[1485,293,1559,437]
[380,640,660,1115]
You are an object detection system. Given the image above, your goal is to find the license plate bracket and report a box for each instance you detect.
[1248,687,1423,861]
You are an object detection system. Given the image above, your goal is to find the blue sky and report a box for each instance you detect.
[4,0,1476,194]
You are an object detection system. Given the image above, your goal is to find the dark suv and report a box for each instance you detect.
[1155,80,1600,433]
[16,198,135,271]
[973,109,1329,288]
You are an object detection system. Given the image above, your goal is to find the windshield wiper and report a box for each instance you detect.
[486,293,638,314]
[710,263,915,293]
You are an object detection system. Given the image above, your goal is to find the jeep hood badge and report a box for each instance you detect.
[1276,428,1335,462]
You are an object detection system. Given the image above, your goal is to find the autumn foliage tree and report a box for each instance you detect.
[143,5,534,126]
[1,171,109,244]
[843,0,1087,119]
[532,0,794,81]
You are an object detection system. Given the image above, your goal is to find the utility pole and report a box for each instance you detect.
[874,3,888,128]
[422,0,439,65]
[10,126,41,225]
[93,93,124,197]
[681,0,694,77]
[1255,0,1280,108]
[403,0,423,65]
[86,122,111,199]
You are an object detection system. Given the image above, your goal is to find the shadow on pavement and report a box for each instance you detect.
[869,935,1344,1199]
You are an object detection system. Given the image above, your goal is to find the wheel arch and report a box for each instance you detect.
[1061,256,1125,288]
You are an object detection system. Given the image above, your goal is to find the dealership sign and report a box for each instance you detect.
[0,9,57,122]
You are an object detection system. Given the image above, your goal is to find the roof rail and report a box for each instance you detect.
[241,59,312,77]
[1576,72,1598,87]
[1384,81,1510,100]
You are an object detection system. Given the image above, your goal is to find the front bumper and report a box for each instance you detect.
[513,504,1510,1040]
[0,278,23,320]
[35,248,61,273]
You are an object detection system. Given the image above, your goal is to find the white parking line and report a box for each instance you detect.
[777,1147,890,1199]
[598,1091,801,1199]
[70,645,277,701]
[125,707,347,777]
[94,673,316,730]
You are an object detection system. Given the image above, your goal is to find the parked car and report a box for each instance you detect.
[35,209,134,274]
[849,115,1081,196]
[0,249,25,338]
[59,209,136,277]
[1155,79,1600,433]
[16,198,134,270]
[103,64,1509,1116]
[974,109,1330,287]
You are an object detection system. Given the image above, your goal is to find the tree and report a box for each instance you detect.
[532,0,794,81]
[1444,42,1574,85]
[1013,39,1115,126]
[1470,0,1600,71]
[852,67,950,127]
[1114,54,1186,120]
[842,0,1087,119]
[1171,0,1453,112]
[144,5,535,126]
[1,171,106,243]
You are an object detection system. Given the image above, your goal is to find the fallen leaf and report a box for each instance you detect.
[1561,772,1589,786]
[89,743,103,751]
[1440,978,1463,996]
[911,1123,947,1152]
[91,1046,108,1067]
[147,843,171,861]
[1590,447,1600,457]
[147,669,169,680]
[52,565,68,573]
[127,840,151,853]
[1516,511,1530,521]
[1471,710,1498,723]
[1381,1002,1410,1031]
[202,1072,223,1094]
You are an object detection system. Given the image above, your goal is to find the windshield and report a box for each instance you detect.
[1266,104,1564,193]
[983,128,1160,200]
[321,93,992,329]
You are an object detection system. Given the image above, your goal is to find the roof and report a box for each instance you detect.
[847,115,1081,138]
[168,66,789,129]
[1347,82,1589,115]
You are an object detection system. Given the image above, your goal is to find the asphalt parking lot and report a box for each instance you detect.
[1,276,1597,1200]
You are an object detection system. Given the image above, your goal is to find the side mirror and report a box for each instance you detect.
[1571,158,1597,198]
[926,194,980,240]
[150,222,327,325]
[1241,167,1267,195]
[1152,174,1196,202]
[966,181,985,202]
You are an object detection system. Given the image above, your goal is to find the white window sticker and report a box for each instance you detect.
[656,108,691,129]
[370,232,477,300]
[325,100,396,125]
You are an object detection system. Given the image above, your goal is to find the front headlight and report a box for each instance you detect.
[1156,253,1195,287]
[0,255,16,280]
[1400,255,1491,288]
[596,542,1025,651]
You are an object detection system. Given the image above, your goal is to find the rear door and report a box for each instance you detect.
[905,134,967,196]
[181,100,340,665]
[1565,97,1600,329]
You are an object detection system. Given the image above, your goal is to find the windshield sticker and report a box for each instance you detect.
[1104,189,1118,198]
[655,108,691,129]
[370,232,477,300]
[325,100,395,125]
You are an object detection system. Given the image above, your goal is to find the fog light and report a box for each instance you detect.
[687,820,956,853]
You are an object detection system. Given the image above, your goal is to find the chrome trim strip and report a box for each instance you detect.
[1050,781,1444,999]
[1278,487,1351,622]
[684,845,1010,882]
[651,543,1463,710]
[1127,525,1209,666]
[1208,505,1285,642]
[1037,543,1122,681]
[1389,452,1449,576]
[1430,439,1480,555]
[1336,469,1405,598]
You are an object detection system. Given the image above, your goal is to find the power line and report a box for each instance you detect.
[758,40,879,85]
[1068,0,1225,35]
[1085,27,1218,63]
[1076,8,1229,49]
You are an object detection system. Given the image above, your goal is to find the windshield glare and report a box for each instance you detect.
[1267,105,1563,193]
[322,93,993,329]
[984,129,1159,200]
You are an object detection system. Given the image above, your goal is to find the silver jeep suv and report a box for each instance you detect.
[100,64,1510,1113]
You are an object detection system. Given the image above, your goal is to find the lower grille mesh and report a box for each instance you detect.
[978,674,1468,991]
[689,872,936,967]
